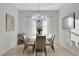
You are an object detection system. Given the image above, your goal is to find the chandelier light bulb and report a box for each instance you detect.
[32,12,47,22]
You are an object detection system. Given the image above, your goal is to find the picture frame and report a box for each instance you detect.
[62,12,75,29]
[6,13,15,31]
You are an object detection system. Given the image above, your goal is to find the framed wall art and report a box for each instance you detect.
[6,13,15,31]
[62,12,75,29]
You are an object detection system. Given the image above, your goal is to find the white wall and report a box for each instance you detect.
[19,11,59,43]
[59,3,79,55]
[0,4,18,55]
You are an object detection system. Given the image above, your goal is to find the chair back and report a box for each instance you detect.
[22,33,27,44]
[18,33,24,40]
[51,34,55,45]
[22,33,30,44]
[48,34,53,42]
[36,36,46,49]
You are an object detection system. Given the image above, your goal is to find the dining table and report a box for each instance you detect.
[29,35,50,44]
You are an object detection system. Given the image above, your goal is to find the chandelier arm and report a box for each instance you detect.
[32,3,47,22]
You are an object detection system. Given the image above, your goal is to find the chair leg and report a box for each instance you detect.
[23,45,27,53]
[33,45,35,54]
[35,49,37,56]
[44,49,47,56]
[52,46,55,53]
[23,46,26,53]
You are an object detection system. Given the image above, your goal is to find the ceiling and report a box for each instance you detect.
[13,3,67,11]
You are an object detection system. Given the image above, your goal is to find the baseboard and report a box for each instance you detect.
[59,43,78,56]
[0,44,17,55]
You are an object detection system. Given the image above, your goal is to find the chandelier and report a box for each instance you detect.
[32,3,47,22]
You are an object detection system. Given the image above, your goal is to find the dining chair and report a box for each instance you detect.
[47,34,55,52]
[23,33,34,53]
[17,33,25,44]
[48,34,53,42]
[35,36,47,56]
